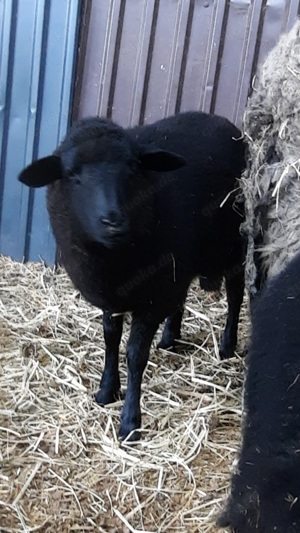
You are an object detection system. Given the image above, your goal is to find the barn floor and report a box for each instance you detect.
[0,255,249,533]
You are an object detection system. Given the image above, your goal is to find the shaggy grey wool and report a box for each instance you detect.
[241,19,300,294]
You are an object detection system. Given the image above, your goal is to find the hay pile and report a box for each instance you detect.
[0,255,248,532]
[242,19,300,294]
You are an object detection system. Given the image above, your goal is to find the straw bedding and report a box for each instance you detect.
[242,19,300,294]
[0,255,248,532]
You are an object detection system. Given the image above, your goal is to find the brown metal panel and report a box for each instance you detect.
[110,0,156,125]
[141,0,192,124]
[74,0,300,129]
[254,0,299,77]
[286,0,300,29]
[229,0,265,125]
[179,0,227,113]
[76,0,123,118]
[212,0,258,126]
[209,0,300,127]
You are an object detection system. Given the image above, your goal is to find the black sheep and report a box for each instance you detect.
[218,251,300,532]
[19,111,245,441]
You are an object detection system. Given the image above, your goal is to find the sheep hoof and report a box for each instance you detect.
[119,412,141,442]
[219,346,235,360]
[118,425,141,443]
[94,389,120,405]
[157,337,177,350]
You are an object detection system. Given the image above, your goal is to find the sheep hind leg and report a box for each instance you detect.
[220,266,244,359]
[157,307,184,350]
[94,311,123,405]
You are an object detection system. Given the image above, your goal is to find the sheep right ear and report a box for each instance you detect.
[18,155,62,188]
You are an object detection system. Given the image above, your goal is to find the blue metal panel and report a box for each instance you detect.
[0,0,81,264]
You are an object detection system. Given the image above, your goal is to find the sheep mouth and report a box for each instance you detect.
[100,231,130,249]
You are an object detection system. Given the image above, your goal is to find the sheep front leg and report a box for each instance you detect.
[119,315,159,441]
[95,311,123,405]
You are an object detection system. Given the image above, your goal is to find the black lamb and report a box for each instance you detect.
[19,111,246,441]
[218,251,300,532]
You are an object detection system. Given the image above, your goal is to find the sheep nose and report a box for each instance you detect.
[100,216,126,233]
[101,217,117,227]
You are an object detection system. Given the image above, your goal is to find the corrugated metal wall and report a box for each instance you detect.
[74,0,300,129]
[1,0,300,264]
[0,0,81,264]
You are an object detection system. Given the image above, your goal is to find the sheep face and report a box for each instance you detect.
[66,159,139,248]
[18,117,186,248]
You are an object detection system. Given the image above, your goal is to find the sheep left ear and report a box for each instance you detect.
[18,155,62,188]
[139,147,186,172]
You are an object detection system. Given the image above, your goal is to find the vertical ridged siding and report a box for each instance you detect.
[0,0,81,263]
[75,0,300,128]
[2,0,299,264]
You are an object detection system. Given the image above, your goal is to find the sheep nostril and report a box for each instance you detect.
[100,217,126,234]
[100,217,116,227]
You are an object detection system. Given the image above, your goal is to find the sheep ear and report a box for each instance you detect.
[139,148,186,172]
[18,155,62,188]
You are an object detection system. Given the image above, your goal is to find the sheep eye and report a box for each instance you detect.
[68,172,81,185]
